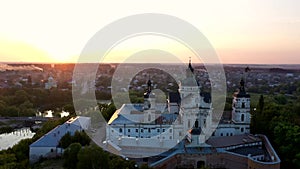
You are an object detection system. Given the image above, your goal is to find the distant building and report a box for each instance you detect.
[45,76,57,89]
[29,116,91,163]
[105,59,280,169]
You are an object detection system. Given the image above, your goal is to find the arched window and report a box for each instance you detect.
[195,120,199,128]
[241,114,245,122]
[119,128,122,133]
[242,102,245,108]
[241,128,244,133]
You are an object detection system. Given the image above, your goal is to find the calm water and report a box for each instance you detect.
[0,128,35,150]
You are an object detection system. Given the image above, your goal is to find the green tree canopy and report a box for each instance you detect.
[63,143,82,169]
[77,145,109,169]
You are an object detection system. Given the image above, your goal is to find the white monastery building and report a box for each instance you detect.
[105,60,281,169]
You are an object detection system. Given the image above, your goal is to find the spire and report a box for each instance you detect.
[147,79,152,92]
[188,57,194,73]
[239,78,245,93]
[144,77,152,99]
[186,57,194,78]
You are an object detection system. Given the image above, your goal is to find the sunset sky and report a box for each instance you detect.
[0,1,299,64]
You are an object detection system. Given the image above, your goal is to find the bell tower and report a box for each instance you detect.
[232,78,251,125]
[143,79,156,123]
[178,58,201,132]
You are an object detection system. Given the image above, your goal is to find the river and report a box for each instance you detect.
[0,128,35,150]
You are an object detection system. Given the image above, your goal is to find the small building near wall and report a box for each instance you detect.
[29,116,90,163]
[45,76,57,89]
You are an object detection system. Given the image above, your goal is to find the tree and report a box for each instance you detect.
[108,155,136,169]
[274,122,300,167]
[0,153,17,169]
[274,94,287,105]
[72,131,91,147]
[59,132,72,149]
[258,95,264,112]
[63,143,82,169]
[77,145,109,169]
[4,106,19,117]
[63,104,75,115]
[100,103,116,122]
[12,139,32,162]
[11,90,32,106]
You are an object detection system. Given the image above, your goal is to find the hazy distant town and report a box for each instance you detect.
[1,63,299,96]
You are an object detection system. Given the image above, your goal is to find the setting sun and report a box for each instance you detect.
[0,1,300,64]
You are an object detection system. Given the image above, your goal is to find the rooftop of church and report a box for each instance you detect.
[206,134,261,148]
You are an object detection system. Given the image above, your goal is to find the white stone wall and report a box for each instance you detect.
[108,124,175,141]
[29,146,62,163]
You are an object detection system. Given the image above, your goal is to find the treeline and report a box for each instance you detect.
[0,87,119,117]
[62,143,150,169]
[251,94,300,169]
[0,88,74,117]
[247,81,300,96]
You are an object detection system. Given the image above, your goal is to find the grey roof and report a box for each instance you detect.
[206,134,261,148]
[109,114,137,125]
[108,110,178,125]
[30,123,82,147]
[229,146,265,156]
[181,77,198,86]
[155,114,178,125]
[30,116,89,147]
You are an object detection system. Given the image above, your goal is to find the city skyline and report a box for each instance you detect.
[0,1,300,64]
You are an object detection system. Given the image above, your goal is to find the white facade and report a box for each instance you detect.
[106,61,252,157]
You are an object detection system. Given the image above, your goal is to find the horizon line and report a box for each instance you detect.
[1,61,300,65]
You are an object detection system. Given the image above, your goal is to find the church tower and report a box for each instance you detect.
[144,79,156,110]
[143,79,156,123]
[178,58,201,107]
[178,58,201,132]
[232,78,251,133]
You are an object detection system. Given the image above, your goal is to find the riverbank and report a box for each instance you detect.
[0,127,35,150]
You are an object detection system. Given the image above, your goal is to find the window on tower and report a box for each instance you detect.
[242,102,245,108]
[241,114,245,122]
